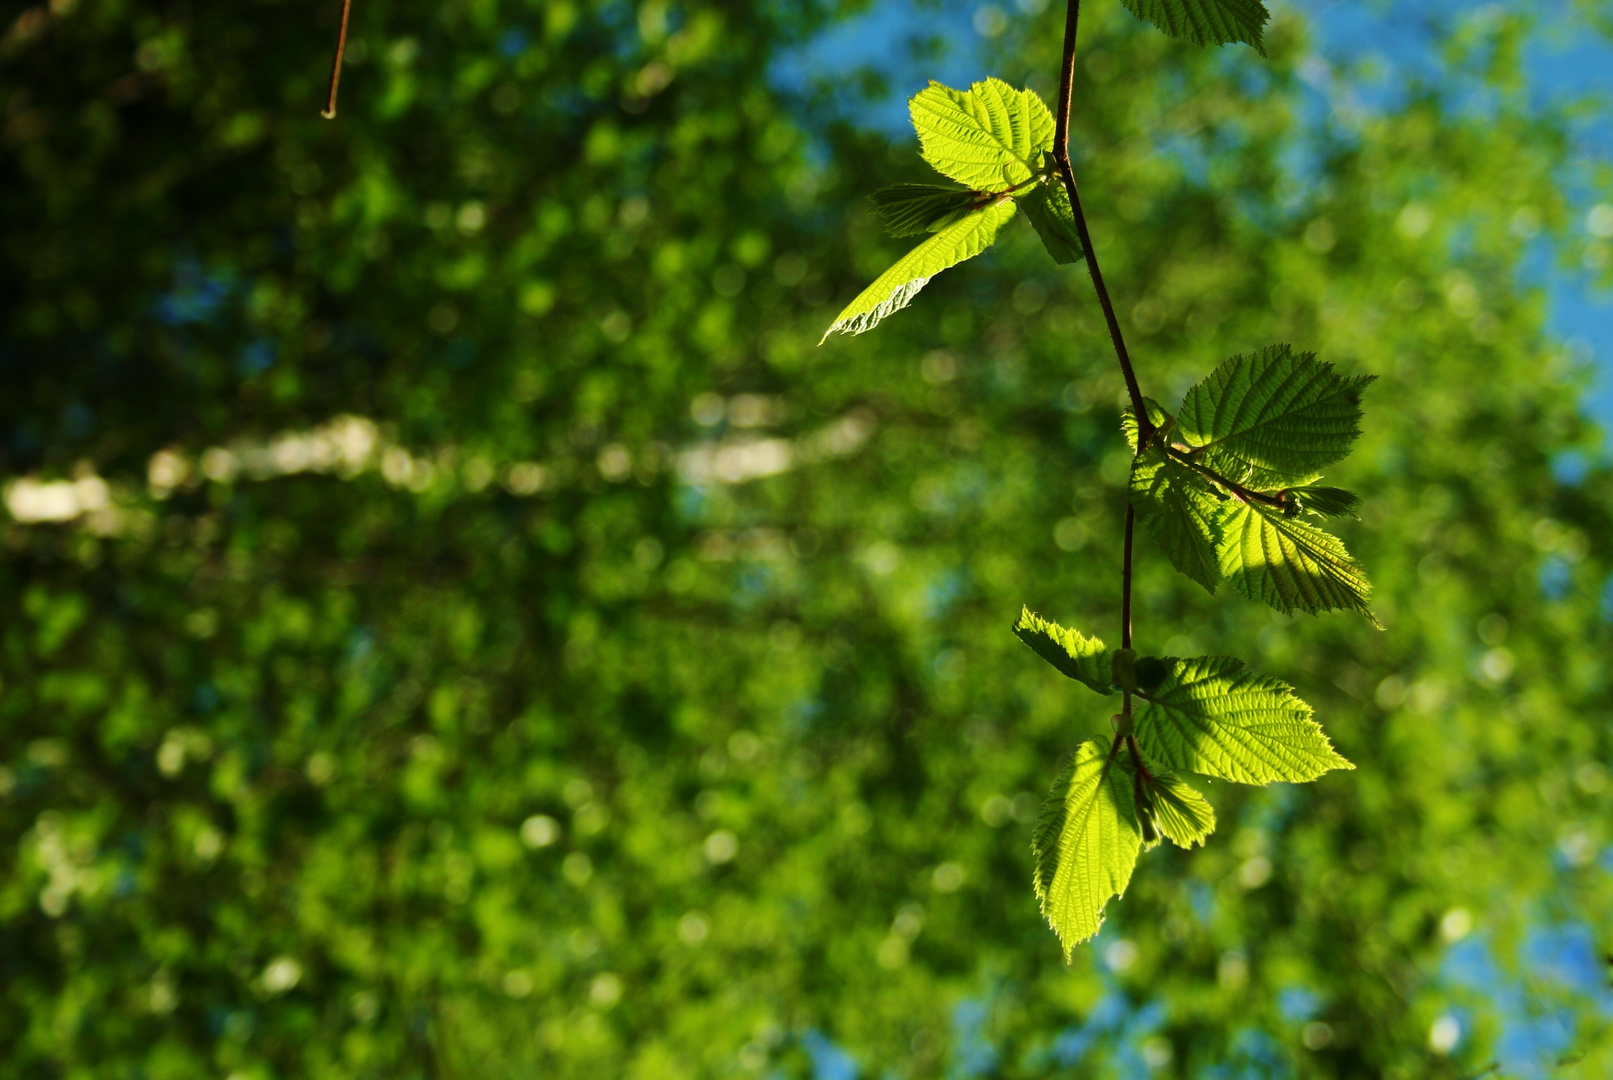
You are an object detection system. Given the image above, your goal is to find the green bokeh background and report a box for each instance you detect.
[2,0,1612,1076]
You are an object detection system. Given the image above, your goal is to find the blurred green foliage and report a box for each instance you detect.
[2,0,1612,1076]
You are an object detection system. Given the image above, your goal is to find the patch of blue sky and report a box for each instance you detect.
[1021,923,1172,1077]
[1523,4,1613,154]
[1289,0,1509,115]
[1523,924,1613,1005]
[948,998,999,1077]
[1154,131,1214,189]
[1540,554,1572,599]
[1292,0,1613,431]
[1276,985,1322,1022]
[1046,989,1165,1077]
[1201,1027,1292,1080]
[1552,448,1589,485]
[155,259,236,327]
[802,1028,860,1080]
[498,28,530,58]
[1439,925,1611,1077]
[770,0,988,136]
[596,0,644,57]
[1498,1017,1574,1080]
[1445,933,1500,987]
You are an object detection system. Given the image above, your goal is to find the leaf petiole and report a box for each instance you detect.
[1162,444,1288,509]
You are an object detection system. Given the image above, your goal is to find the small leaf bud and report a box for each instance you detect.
[1111,648,1138,693]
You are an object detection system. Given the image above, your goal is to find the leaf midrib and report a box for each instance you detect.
[919,94,1043,182]
[1185,360,1331,459]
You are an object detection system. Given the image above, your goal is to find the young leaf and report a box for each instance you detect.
[1032,737,1142,956]
[1147,771,1216,848]
[1286,485,1361,519]
[1130,440,1227,592]
[1019,174,1084,265]
[909,79,1054,192]
[1012,607,1113,695]
[868,184,983,238]
[1219,500,1379,625]
[1133,655,1353,784]
[821,199,1015,341]
[1177,345,1375,484]
[1120,0,1270,53]
[1121,398,1172,453]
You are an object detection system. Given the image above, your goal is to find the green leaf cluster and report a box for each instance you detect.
[1017,612,1350,950]
[864,0,1381,970]
[824,80,1084,341]
[1128,344,1380,624]
[1022,345,1374,950]
[5,0,1606,1069]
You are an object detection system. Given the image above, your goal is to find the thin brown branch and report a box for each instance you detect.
[1099,726,1125,784]
[1121,502,1135,650]
[1125,733,1153,782]
[320,0,355,120]
[1053,0,1152,448]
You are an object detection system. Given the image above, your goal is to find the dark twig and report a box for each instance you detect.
[1125,734,1152,781]
[1053,0,1151,449]
[1056,0,1150,660]
[321,0,355,120]
[1121,503,1135,650]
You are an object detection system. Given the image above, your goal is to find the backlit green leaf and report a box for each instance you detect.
[1032,737,1141,956]
[1120,0,1269,52]
[1133,655,1353,783]
[1121,398,1172,453]
[1147,771,1216,848]
[1019,171,1084,265]
[868,184,983,238]
[1286,485,1361,519]
[1177,344,1375,484]
[909,79,1054,192]
[1130,440,1227,592]
[1012,607,1112,695]
[1220,500,1379,625]
[821,198,1015,340]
